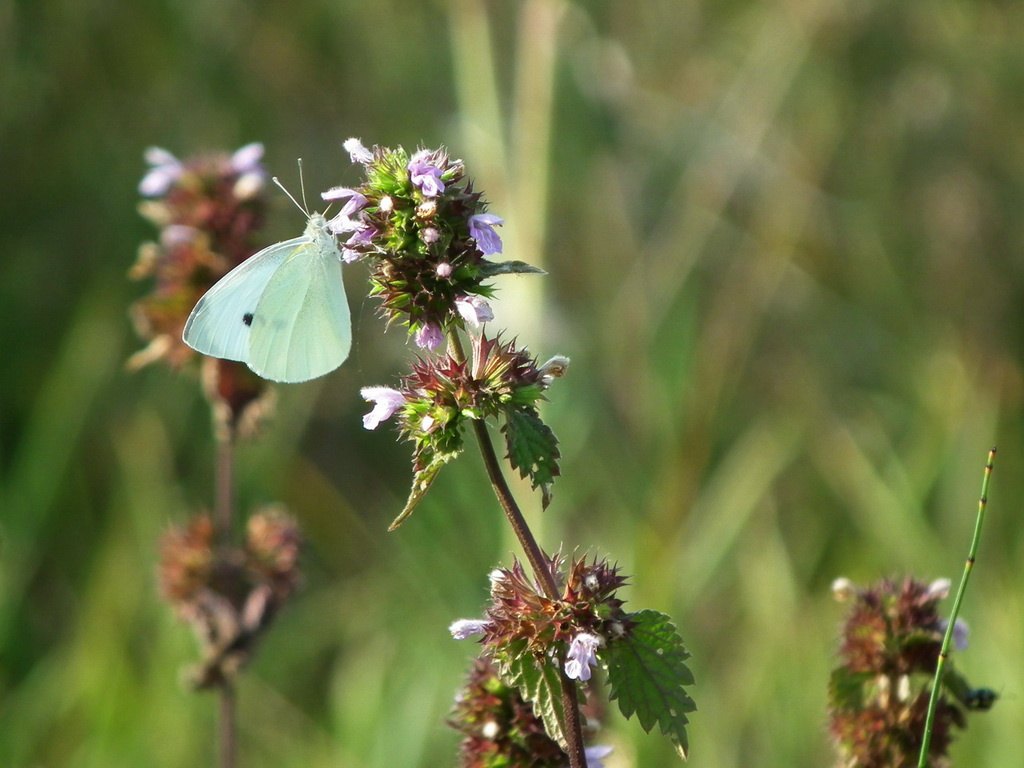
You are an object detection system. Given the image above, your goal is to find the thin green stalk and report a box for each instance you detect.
[917,447,996,768]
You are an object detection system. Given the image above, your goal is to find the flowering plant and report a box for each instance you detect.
[338,138,697,765]
[132,144,304,768]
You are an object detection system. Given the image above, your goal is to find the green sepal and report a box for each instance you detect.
[479,260,547,277]
[502,406,560,506]
[605,610,696,759]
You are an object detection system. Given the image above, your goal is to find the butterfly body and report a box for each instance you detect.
[183,213,352,383]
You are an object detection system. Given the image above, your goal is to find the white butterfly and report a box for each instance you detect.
[183,195,351,383]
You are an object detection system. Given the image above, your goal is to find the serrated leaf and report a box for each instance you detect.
[502,407,560,492]
[495,639,569,750]
[479,260,547,277]
[605,610,696,759]
[390,460,444,530]
[390,427,464,530]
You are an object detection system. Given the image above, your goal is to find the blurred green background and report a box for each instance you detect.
[2,0,1024,765]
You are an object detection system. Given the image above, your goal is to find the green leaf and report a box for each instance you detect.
[605,610,696,759]
[502,407,560,499]
[389,460,444,530]
[389,424,464,530]
[479,260,547,277]
[495,639,569,751]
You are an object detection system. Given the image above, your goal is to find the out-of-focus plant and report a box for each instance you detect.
[131,143,303,768]
[828,575,995,768]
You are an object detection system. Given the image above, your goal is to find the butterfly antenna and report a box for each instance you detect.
[297,158,310,212]
[272,166,309,217]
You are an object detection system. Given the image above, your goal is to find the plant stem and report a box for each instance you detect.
[219,681,237,768]
[447,329,558,594]
[215,436,235,542]
[448,328,586,768]
[471,419,559,597]
[471,418,587,768]
[214,432,238,768]
[917,447,996,768]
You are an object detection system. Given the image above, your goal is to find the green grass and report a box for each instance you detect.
[3,0,1024,765]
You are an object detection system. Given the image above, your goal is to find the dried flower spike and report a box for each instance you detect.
[828,576,994,767]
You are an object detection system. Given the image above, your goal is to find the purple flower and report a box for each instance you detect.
[322,186,368,217]
[564,632,601,681]
[449,618,491,640]
[335,222,379,262]
[415,322,443,350]
[327,212,360,235]
[230,142,265,173]
[584,746,614,768]
[939,618,970,651]
[409,156,445,197]
[139,147,183,196]
[455,295,494,327]
[468,213,504,255]
[343,137,373,164]
[360,387,406,430]
[347,223,379,245]
[160,224,199,249]
[231,143,267,200]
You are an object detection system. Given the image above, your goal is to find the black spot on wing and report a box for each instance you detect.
[243,312,254,326]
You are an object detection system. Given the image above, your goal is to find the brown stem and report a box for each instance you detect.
[219,682,237,768]
[214,435,235,542]
[214,432,237,766]
[559,674,588,768]
[471,419,558,596]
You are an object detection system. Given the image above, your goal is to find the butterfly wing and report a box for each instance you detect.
[245,240,351,383]
[182,236,309,363]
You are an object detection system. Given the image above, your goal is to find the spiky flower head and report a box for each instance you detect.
[130,143,274,432]
[245,506,303,600]
[157,508,302,688]
[836,577,950,678]
[827,576,983,767]
[485,556,630,654]
[362,334,558,475]
[450,554,632,692]
[449,657,611,768]
[450,657,569,768]
[323,141,505,345]
[131,144,268,362]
